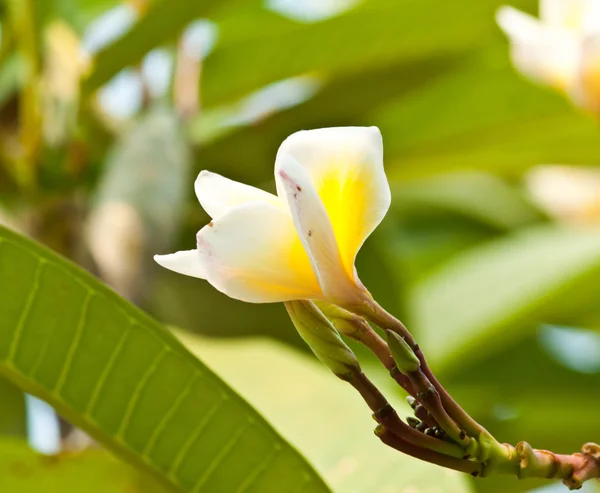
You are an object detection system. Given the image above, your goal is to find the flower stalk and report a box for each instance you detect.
[334,295,600,489]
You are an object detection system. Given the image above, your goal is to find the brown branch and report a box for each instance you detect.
[342,368,465,458]
[376,426,482,476]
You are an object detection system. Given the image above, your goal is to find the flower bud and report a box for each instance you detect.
[386,330,420,374]
[314,301,370,337]
[285,300,360,378]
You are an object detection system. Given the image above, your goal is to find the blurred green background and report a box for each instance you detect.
[0,0,600,492]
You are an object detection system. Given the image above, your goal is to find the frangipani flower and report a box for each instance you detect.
[526,164,600,224]
[496,0,600,113]
[154,127,390,307]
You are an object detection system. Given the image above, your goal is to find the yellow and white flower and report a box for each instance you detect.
[496,0,600,113]
[154,127,390,307]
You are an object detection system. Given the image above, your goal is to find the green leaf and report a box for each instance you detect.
[0,437,167,492]
[178,332,475,493]
[392,171,545,231]
[201,0,502,107]
[378,49,600,178]
[82,0,223,94]
[0,378,26,437]
[0,225,331,493]
[190,55,459,185]
[408,225,600,372]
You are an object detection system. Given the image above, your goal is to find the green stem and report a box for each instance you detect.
[354,296,490,441]
[405,367,470,448]
[342,368,464,458]
[484,441,600,490]
[375,425,482,476]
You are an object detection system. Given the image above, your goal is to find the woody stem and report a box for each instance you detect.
[341,367,465,459]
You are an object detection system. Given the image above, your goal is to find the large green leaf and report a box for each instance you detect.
[408,225,600,372]
[178,332,474,493]
[0,378,26,437]
[0,225,331,493]
[190,55,459,185]
[379,51,600,178]
[201,0,523,107]
[0,438,166,492]
[392,171,545,231]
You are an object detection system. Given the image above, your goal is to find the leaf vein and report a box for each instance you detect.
[116,348,168,439]
[168,397,225,480]
[7,260,45,365]
[192,419,252,492]
[54,291,93,395]
[84,323,133,415]
[235,444,282,493]
[141,371,199,458]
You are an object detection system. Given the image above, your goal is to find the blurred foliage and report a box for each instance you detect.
[0,0,599,491]
[0,438,166,492]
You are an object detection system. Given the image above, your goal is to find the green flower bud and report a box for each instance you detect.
[386,330,420,374]
[285,300,360,378]
[314,301,370,337]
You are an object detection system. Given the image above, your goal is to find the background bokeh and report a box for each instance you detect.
[0,0,599,492]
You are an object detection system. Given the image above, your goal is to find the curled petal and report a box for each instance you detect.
[154,249,208,279]
[497,6,580,90]
[275,126,390,281]
[277,157,361,305]
[196,202,321,303]
[195,170,279,219]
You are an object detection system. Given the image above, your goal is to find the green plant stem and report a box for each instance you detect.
[343,321,416,396]
[342,368,465,459]
[375,425,483,476]
[404,366,470,448]
[347,294,600,489]
[353,296,490,441]
[484,441,600,490]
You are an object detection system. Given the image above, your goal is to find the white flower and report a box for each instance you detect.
[154,127,390,306]
[496,0,600,112]
[526,165,600,223]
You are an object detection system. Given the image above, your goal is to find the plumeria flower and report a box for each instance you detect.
[526,165,600,224]
[496,0,600,113]
[154,127,390,308]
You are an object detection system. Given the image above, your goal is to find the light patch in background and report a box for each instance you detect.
[97,69,143,120]
[266,0,361,22]
[539,325,600,374]
[529,480,598,493]
[225,76,321,126]
[525,165,600,224]
[491,403,520,422]
[181,19,219,61]
[142,48,173,99]
[26,395,61,455]
[191,76,322,142]
[82,4,137,54]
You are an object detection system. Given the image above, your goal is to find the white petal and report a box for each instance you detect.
[194,170,279,219]
[196,201,322,303]
[575,35,600,112]
[497,6,581,89]
[274,126,390,279]
[581,1,600,34]
[154,249,207,279]
[277,156,361,305]
[540,0,600,33]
